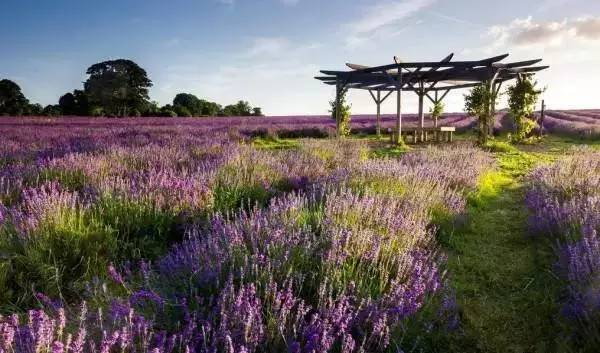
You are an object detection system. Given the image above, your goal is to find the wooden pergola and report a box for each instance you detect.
[315,53,549,142]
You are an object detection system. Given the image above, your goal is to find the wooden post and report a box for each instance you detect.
[335,79,341,138]
[434,91,439,128]
[539,99,546,137]
[490,81,502,136]
[395,70,403,144]
[418,85,425,143]
[376,90,381,138]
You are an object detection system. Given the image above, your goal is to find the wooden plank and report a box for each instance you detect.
[318,67,536,87]
[355,53,509,73]
[346,63,370,70]
[492,59,542,68]
[506,66,550,74]
[440,126,456,132]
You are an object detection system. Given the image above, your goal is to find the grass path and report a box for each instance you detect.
[442,146,561,353]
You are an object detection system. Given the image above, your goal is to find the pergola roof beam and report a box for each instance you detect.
[354,53,509,73]
[492,59,543,68]
[318,68,527,85]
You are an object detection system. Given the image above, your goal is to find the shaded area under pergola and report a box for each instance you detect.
[315,53,549,142]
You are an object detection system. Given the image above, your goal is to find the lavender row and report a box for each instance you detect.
[525,150,600,348]
[541,115,600,139]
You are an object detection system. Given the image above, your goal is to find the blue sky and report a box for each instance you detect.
[1,0,599,115]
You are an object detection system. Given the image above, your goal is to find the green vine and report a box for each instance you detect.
[507,76,543,143]
[330,87,352,137]
[465,82,499,145]
[429,101,444,127]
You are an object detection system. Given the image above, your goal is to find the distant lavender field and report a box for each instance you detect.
[0,113,476,137]
[1,109,598,147]
[541,110,600,139]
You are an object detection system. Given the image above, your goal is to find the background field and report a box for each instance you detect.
[3,109,599,141]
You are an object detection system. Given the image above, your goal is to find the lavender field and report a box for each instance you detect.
[0,114,599,353]
[4,0,600,350]
[0,117,495,353]
[541,110,600,139]
[2,108,599,142]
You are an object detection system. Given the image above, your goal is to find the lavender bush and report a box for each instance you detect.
[526,150,600,348]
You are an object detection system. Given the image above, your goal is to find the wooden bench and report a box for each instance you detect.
[399,126,456,143]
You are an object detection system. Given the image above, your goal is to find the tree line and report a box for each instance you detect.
[0,59,263,117]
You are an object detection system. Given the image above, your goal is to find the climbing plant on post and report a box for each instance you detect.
[330,86,351,137]
[464,81,498,145]
[507,75,542,143]
[429,100,444,128]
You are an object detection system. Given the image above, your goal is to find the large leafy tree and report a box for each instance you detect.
[0,79,29,116]
[252,107,263,116]
[172,93,225,117]
[221,100,254,117]
[84,59,152,117]
[200,100,222,116]
[173,93,203,116]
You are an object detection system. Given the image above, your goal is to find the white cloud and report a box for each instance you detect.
[462,15,600,111]
[574,17,600,40]
[485,16,600,53]
[343,0,436,47]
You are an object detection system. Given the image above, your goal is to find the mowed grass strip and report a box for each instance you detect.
[443,142,561,353]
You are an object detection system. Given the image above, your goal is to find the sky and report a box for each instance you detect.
[1,0,599,115]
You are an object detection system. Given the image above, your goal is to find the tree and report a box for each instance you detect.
[159,104,177,117]
[234,100,253,116]
[200,100,221,116]
[59,90,90,116]
[252,107,263,116]
[58,92,76,114]
[429,101,444,128]
[221,104,238,116]
[173,93,202,116]
[507,75,542,143]
[174,105,192,117]
[330,87,351,137]
[42,104,62,117]
[84,59,152,117]
[26,103,43,116]
[464,82,498,145]
[142,101,161,117]
[0,79,29,116]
